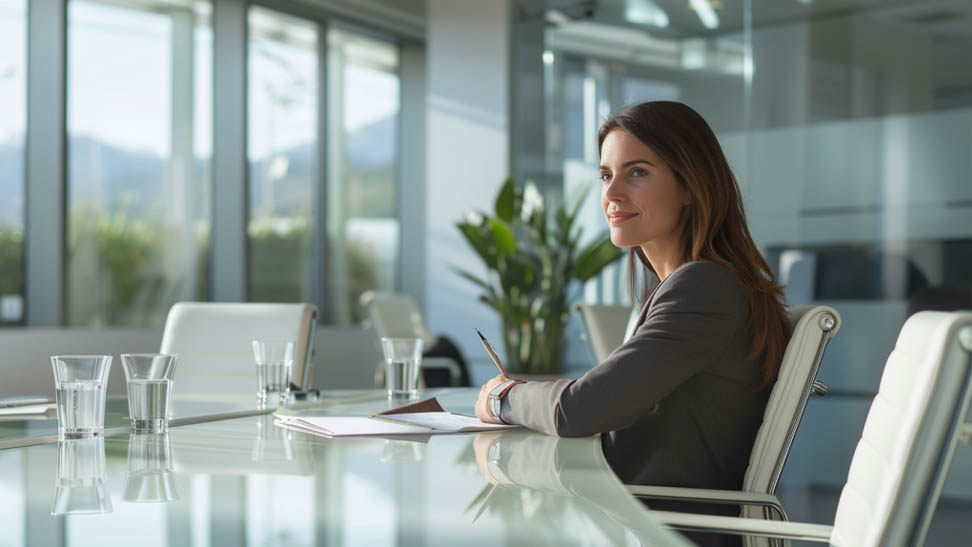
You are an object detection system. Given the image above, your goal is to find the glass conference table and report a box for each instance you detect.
[0,390,386,450]
[0,388,689,547]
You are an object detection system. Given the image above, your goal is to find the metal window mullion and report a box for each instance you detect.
[25,0,67,326]
[211,0,248,302]
[399,43,426,311]
[311,19,330,321]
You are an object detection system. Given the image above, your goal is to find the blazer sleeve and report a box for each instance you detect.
[499,261,750,437]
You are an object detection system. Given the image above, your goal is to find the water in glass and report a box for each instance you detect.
[55,380,107,438]
[127,379,172,432]
[386,358,420,396]
[256,362,291,403]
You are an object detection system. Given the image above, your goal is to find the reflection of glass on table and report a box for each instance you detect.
[252,413,294,462]
[124,432,179,503]
[381,438,425,462]
[51,437,113,515]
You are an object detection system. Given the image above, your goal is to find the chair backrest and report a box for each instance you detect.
[573,304,634,364]
[360,291,437,348]
[159,302,318,397]
[742,305,841,496]
[830,311,972,547]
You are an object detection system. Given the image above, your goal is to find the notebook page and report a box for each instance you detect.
[278,416,432,437]
[376,412,517,432]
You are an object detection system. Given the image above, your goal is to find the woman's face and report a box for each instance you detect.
[599,129,689,249]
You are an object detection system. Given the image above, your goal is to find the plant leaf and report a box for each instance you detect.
[494,177,516,223]
[573,235,623,281]
[490,218,517,256]
[456,221,497,269]
[451,266,494,293]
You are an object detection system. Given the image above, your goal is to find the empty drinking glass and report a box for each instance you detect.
[50,355,112,439]
[51,437,113,515]
[252,340,295,405]
[120,353,179,433]
[380,338,423,397]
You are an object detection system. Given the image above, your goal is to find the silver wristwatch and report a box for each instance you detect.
[488,379,520,422]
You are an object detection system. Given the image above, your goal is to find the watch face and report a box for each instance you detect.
[490,397,501,419]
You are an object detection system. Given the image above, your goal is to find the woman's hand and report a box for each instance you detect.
[475,374,509,424]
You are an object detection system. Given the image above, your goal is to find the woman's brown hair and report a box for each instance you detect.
[598,101,788,386]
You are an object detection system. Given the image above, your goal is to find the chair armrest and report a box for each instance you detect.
[421,357,463,386]
[650,511,833,542]
[626,485,787,520]
[627,485,780,506]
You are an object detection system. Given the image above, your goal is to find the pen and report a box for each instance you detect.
[472,483,498,523]
[475,329,508,377]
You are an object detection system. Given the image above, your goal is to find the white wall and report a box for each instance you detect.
[425,0,511,363]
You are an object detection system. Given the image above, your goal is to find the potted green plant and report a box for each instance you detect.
[455,178,622,374]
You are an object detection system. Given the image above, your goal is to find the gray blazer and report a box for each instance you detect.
[500,260,770,490]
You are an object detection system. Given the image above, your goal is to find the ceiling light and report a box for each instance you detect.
[689,0,719,29]
[625,0,670,28]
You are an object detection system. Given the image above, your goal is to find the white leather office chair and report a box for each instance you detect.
[652,311,972,547]
[159,302,318,399]
[359,291,464,386]
[627,305,840,547]
[573,304,640,364]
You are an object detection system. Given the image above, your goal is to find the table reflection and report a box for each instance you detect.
[381,438,427,462]
[52,437,112,515]
[252,413,294,462]
[0,390,694,547]
[123,432,178,503]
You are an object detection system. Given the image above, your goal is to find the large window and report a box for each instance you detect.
[0,0,26,326]
[326,28,401,324]
[247,6,319,303]
[66,0,212,326]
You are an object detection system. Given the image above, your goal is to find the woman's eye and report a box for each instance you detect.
[631,167,648,177]
[599,173,611,183]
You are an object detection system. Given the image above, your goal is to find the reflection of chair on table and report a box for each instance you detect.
[360,291,470,387]
[653,311,972,547]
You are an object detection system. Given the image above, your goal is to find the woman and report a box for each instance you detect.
[475,101,788,499]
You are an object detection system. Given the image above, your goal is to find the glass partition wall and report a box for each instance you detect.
[524,0,972,537]
[534,0,972,384]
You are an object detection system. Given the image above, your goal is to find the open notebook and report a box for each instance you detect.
[273,397,519,438]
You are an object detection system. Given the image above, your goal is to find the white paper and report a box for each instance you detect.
[275,416,431,437]
[375,412,515,432]
[0,403,56,416]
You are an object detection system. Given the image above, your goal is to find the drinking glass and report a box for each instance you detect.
[380,338,423,397]
[124,432,179,503]
[252,340,295,405]
[50,355,112,439]
[120,353,178,433]
[51,437,113,515]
